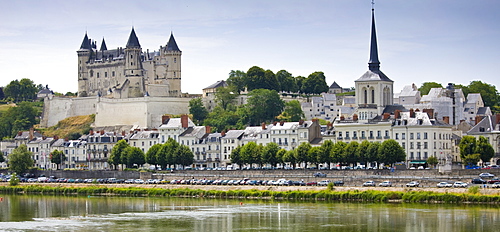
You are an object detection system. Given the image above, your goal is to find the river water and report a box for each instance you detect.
[0,194,499,231]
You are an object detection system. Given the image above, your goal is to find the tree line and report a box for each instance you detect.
[459,135,495,166]
[108,138,194,170]
[229,139,406,169]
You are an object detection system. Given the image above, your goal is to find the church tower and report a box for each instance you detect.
[77,32,92,97]
[163,32,182,96]
[355,7,393,120]
[124,28,145,97]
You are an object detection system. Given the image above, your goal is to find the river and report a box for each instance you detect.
[0,194,499,231]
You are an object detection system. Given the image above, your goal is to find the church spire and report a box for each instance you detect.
[368,7,380,72]
[100,37,108,51]
[166,32,181,51]
[80,32,91,50]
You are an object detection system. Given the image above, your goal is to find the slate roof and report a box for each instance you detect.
[329,81,341,89]
[100,38,108,51]
[79,32,91,49]
[477,107,489,115]
[467,115,497,134]
[382,105,407,114]
[203,80,227,90]
[166,33,181,51]
[223,130,245,139]
[126,28,141,48]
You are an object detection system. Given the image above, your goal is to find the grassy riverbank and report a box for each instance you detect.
[1,185,500,204]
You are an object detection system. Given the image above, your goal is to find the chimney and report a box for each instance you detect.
[423,109,434,119]
[64,137,69,141]
[353,114,358,121]
[383,113,390,120]
[443,116,450,124]
[18,131,22,136]
[340,115,345,120]
[261,123,266,130]
[42,136,46,140]
[496,114,500,125]
[221,130,226,137]
[395,110,401,119]
[410,108,415,118]
[415,108,420,112]
[205,126,211,134]
[181,114,189,128]
[273,121,278,126]
[475,115,482,125]
[327,122,333,129]
[100,130,105,135]
[299,120,304,125]
[161,115,170,124]
[312,118,318,123]
[122,131,126,136]
[29,128,34,141]
[280,121,285,126]
[54,135,59,141]
[89,129,94,135]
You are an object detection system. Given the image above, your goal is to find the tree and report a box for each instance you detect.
[108,139,129,170]
[344,141,359,167]
[319,140,334,168]
[295,142,311,167]
[157,138,180,169]
[378,139,406,166]
[246,66,266,91]
[230,146,244,169]
[277,100,304,122]
[0,152,4,163]
[467,80,499,108]
[295,76,306,93]
[214,86,237,111]
[302,72,329,95]
[0,87,4,100]
[0,102,39,139]
[459,135,477,161]
[245,89,284,125]
[331,141,347,165]
[418,82,443,96]
[308,146,323,168]
[240,142,261,167]
[263,69,279,91]
[261,142,280,167]
[49,150,66,170]
[462,153,481,166]
[427,156,438,169]
[227,70,247,94]
[366,142,381,168]
[145,143,161,167]
[3,79,39,102]
[189,98,208,124]
[176,145,194,168]
[475,136,495,163]
[276,148,287,168]
[357,140,371,166]
[283,149,297,168]
[124,146,145,168]
[8,144,34,174]
[204,106,242,132]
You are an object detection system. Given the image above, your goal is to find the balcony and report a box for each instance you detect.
[206,158,212,162]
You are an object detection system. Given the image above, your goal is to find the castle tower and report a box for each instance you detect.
[163,32,182,96]
[77,32,92,97]
[355,7,393,120]
[124,28,145,97]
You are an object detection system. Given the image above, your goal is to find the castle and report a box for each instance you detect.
[40,29,191,128]
[77,28,182,98]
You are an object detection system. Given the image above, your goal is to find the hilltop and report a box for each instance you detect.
[40,114,94,140]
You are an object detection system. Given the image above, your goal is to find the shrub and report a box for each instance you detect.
[9,173,20,186]
[468,186,480,195]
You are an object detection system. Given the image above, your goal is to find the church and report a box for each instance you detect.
[77,28,182,98]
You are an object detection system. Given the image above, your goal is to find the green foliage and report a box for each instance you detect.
[459,135,476,161]
[467,80,499,108]
[49,150,66,169]
[0,102,39,139]
[246,66,266,91]
[295,142,311,166]
[475,136,495,163]
[427,156,438,168]
[261,142,280,167]
[145,144,161,166]
[418,82,443,95]
[462,153,481,166]
[155,138,193,169]
[302,71,329,95]
[245,89,284,125]
[124,146,145,168]
[9,173,20,186]
[108,139,130,169]
[3,78,39,102]
[327,182,334,191]
[227,70,247,94]
[277,100,304,122]
[344,141,359,167]
[331,141,346,163]
[240,142,262,166]
[8,144,34,174]
[0,152,4,163]
[378,139,406,166]
[215,87,237,111]
[230,146,243,168]
[468,186,480,194]
[188,98,208,124]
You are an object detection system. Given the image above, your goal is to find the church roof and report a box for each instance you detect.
[329,81,341,89]
[100,38,108,51]
[356,70,393,82]
[80,32,91,49]
[166,32,181,51]
[126,28,141,48]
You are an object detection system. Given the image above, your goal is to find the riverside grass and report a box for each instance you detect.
[1,185,500,204]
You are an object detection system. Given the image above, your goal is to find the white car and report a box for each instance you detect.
[379,181,392,187]
[362,181,376,187]
[453,181,468,188]
[437,182,452,188]
[406,181,420,187]
[479,173,495,178]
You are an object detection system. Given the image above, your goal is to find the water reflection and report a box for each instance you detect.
[0,195,499,231]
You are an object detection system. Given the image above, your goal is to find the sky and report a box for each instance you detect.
[1,0,499,95]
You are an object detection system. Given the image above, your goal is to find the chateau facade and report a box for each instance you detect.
[77,28,182,98]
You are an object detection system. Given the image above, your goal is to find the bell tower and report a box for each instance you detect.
[77,32,92,97]
[124,27,145,97]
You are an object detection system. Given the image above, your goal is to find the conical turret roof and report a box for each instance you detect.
[126,27,141,48]
[80,32,91,50]
[100,37,108,51]
[166,32,181,51]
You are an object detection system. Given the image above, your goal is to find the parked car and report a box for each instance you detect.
[453,182,468,188]
[333,180,344,186]
[317,180,331,186]
[406,181,420,187]
[479,173,495,178]
[306,181,317,186]
[313,172,327,178]
[437,182,452,188]
[491,182,500,188]
[487,178,500,184]
[471,178,487,184]
[379,181,392,187]
[362,181,376,187]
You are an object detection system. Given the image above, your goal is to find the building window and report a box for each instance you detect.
[417,133,421,139]
[174,58,177,63]
[361,131,366,138]
[112,71,115,77]
[410,133,414,140]
[105,72,108,78]
[395,133,399,140]
[424,142,428,149]
[410,142,414,149]
[424,132,428,139]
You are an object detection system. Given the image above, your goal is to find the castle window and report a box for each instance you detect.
[90,70,94,77]
[174,58,176,63]
[97,72,100,78]
[105,72,107,78]
[131,62,134,66]
[112,71,115,77]
[371,89,375,104]
[131,55,133,59]
[174,72,176,77]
